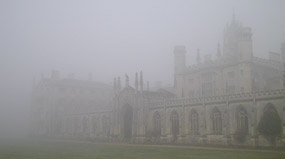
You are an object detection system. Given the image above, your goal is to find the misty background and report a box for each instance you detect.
[0,0,284,138]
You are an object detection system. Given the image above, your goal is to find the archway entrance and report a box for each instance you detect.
[122,104,133,138]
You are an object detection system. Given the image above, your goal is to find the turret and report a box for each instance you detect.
[216,43,221,58]
[238,27,253,62]
[139,71,144,92]
[117,77,121,90]
[223,14,252,62]
[125,74,129,87]
[174,45,186,75]
[281,43,285,63]
[135,72,138,91]
[196,49,201,64]
[113,77,117,91]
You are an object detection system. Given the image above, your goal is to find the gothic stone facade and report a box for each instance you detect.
[31,18,285,146]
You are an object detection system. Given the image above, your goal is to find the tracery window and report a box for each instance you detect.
[212,108,222,133]
[153,111,161,137]
[189,109,199,133]
[73,116,79,134]
[170,110,179,135]
[236,107,248,133]
[66,117,72,133]
[82,116,88,133]
[102,115,110,137]
[91,116,97,134]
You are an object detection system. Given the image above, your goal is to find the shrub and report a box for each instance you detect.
[257,108,282,145]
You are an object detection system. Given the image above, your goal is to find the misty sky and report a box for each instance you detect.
[0,0,285,137]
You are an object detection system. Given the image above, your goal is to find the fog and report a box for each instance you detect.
[0,0,284,140]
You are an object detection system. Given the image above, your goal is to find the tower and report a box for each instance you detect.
[174,45,186,93]
[217,43,221,58]
[174,45,186,75]
[135,72,139,91]
[196,49,201,64]
[223,15,240,58]
[238,27,253,62]
[223,15,252,61]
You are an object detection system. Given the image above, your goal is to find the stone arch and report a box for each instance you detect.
[102,115,110,137]
[189,109,199,133]
[152,111,161,137]
[73,116,79,135]
[82,116,88,134]
[91,115,97,134]
[55,106,64,134]
[236,105,248,133]
[66,117,72,134]
[170,110,179,136]
[122,104,133,138]
[211,107,222,134]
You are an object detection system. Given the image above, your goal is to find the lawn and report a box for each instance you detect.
[0,140,284,159]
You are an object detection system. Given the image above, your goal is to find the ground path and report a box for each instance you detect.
[50,139,285,154]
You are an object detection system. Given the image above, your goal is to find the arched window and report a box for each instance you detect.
[91,115,97,134]
[189,109,199,133]
[153,111,161,137]
[73,116,79,134]
[170,110,179,135]
[66,117,72,134]
[212,108,222,133]
[55,117,63,134]
[236,106,248,133]
[82,116,88,133]
[102,115,110,137]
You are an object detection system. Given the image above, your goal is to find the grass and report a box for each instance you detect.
[0,140,284,159]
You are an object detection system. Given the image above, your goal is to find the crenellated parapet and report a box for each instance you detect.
[150,89,285,109]
[185,57,238,74]
[253,56,283,70]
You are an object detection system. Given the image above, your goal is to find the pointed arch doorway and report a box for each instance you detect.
[122,104,133,138]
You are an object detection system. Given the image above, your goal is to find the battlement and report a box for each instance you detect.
[253,56,283,70]
[185,57,237,73]
[150,89,285,109]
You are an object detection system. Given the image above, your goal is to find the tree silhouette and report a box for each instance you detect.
[257,105,282,145]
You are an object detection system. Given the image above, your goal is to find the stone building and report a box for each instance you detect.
[31,17,285,146]
[174,17,284,99]
[30,70,113,138]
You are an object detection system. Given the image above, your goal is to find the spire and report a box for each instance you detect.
[125,74,129,87]
[196,49,201,64]
[147,81,149,91]
[135,72,138,90]
[231,9,238,26]
[117,76,121,90]
[113,77,117,90]
[217,43,221,58]
[139,71,143,91]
